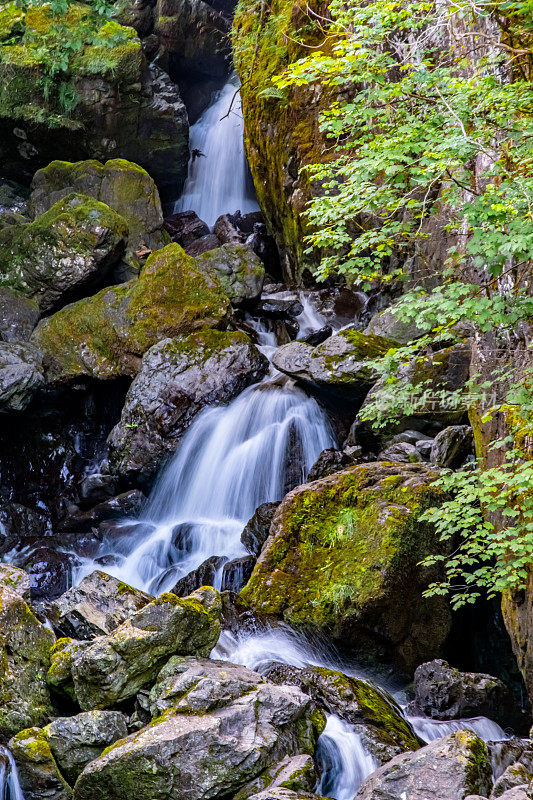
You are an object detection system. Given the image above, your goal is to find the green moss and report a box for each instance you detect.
[0,3,24,40]
[10,727,52,761]
[239,463,444,629]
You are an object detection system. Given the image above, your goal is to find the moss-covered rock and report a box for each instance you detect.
[73,675,324,800]
[31,243,232,385]
[0,341,44,412]
[271,330,395,400]
[0,193,128,313]
[108,329,268,485]
[0,3,188,195]
[196,244,265,306]
[0,583,55,738]
[9,726,72,800]
[239,462,451,672]
[29,159,166,251]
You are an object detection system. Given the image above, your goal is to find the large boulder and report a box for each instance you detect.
[430,424,474,468]
[0,563,31,601]
[196,244,265,306]
[407,659,514,729]
[264,664,420,764]
[353,729,492,800]
[239,462,452,671]
[108,329,268,484]
[31,243,231,385]
[45,571,153,640]
[0,194,128,314]
[44,710,128,784]
[0,4,188,197]
[29,159,167,251]
[67,588,222,709]
[271,330,394,401]
[241,502,281,558]
[73,665,324,800]
[0,341,44,412]
[0,584,55,738]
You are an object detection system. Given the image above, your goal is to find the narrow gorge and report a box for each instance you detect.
[0,0,531,798]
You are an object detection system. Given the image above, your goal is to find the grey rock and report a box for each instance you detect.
[307,448,358,481]
[0,562,31,601]
[389,430,432,446]
[490,740,533,782]
[186,234,223,256]
[430,424,474,467]
[408,659,513,729]
[0,193,128,314]
[299,325,332,347]
[164,210,211,248]
[354,729,492,799]
[9,726,72,800]
[57,489,145,533]
[0,288,39,342]
[415,438,434,459]
[272,330,393,399]
[44,710,128,784]
[496,789,531,800]
[0,584,55,737]
[365,306,433,343]
[197,244,265,306]
[78,473,117,505]
[172,556,226,597]
[29,158,166,251]
[108,330,268,485]
[378,441,423,463]
[0,341,44,412]
[234,754,317,800]
[491,764,532,798]
[241,502,281,557]
[73,677,323,800]
[261,292,303,318]
[46,570,153,640]
[70,587,222,709]
[214,214,244,244]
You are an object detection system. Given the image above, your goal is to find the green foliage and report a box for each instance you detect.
[0,0,130,114]
[272,0,533,605]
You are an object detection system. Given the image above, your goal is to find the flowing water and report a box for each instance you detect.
[0,748,24,800]
[174,78,259,227]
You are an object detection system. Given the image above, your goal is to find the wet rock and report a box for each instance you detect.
[408,659,514,729]
[148,655,264,717]
[78,473,117,506]
[29,159,167,251]
[365,306,434,344]
[307,448,357,481]
[430,424,474,467]
[245,223,281,276]
[46,571,153,640]
[240,502,281,557]
[353,729,492,800]
[32,243,231,385]
[44,710,128,784]
[490,740,533,782]
[491,765,532,798]
[264,664,420,762]
[0,288,39,343]
[239,462,452,672]
[172,556,226,596]
[21,547,76,602]
[164,210,211,248]
[378,441,423,463]
[415,438,434,459]
[0,563,31,601]
[272,330,394,401]
[261,292,303,318]
[298,325,332,347]
[0,584,55,737]
[186,234,223,256]
[214,214,244,244]
[0,194,128,314]
[69,587,222,709]
[0,341,44,413]
[221,555,255,593]
[57,490,145,533]
[47,638,87,702]
[73,673,324,800]
[108,330,267,485]
[10,726,72,800]
[234,754,317,800]
[197,244,265,306]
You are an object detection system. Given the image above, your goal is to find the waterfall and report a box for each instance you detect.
[408,715,508,743]
[0,747,24,800]
[174,78,259,227]
[317,716,377,800]
[80,378,335,595]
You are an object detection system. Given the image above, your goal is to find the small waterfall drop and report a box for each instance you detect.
[317,716,377,800]
[408,714,508,743]
[175,78,259,226]
[0,747,25,800]
[80,378,335,594]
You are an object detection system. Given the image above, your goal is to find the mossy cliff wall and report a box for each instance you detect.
[232,0,333,284]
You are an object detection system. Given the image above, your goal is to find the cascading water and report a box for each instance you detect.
[317,716,377,800]
[174,77,259,227]
[0,747,24,800]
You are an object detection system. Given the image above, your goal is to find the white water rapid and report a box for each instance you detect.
[174,78,259,226]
